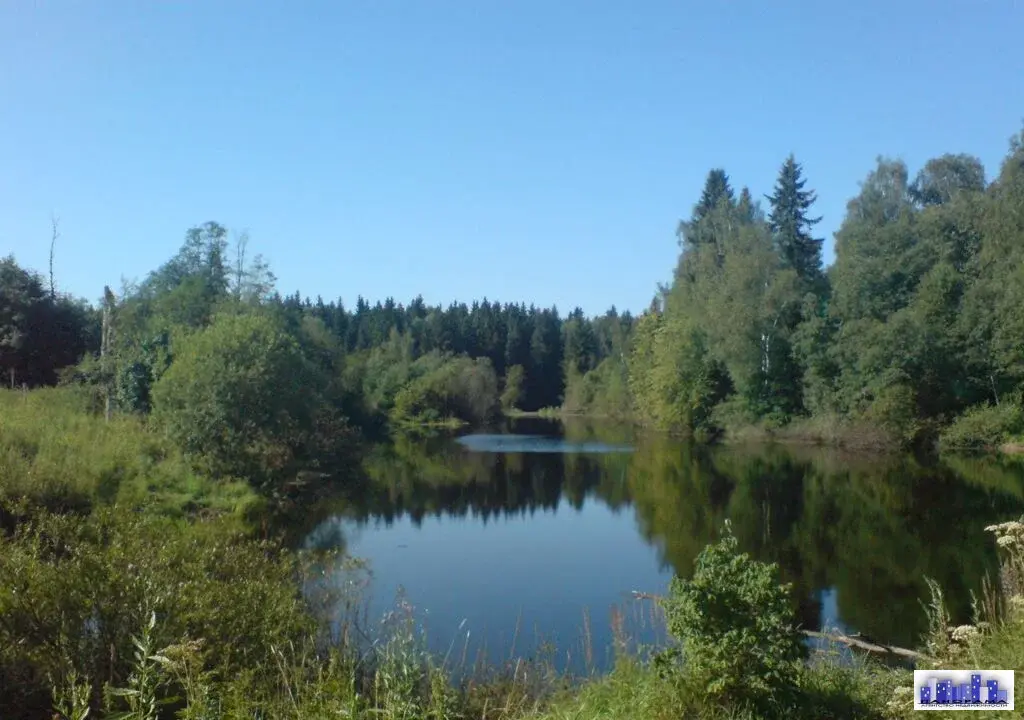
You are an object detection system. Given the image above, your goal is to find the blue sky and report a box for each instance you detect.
[2,1,1022,316]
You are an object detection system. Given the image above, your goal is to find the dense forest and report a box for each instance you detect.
[4,124,1024,487]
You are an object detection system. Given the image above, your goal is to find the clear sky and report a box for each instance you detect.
[2,1,1022,316]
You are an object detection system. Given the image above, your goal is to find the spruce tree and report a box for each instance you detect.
[694,169,735,222]
[736,186,757,224]
[679,169,736,253]
[766,155,823,288]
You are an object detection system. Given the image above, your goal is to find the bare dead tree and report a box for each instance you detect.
[49,214,60,300]
[234,230,249,300]
[101,285,116,421]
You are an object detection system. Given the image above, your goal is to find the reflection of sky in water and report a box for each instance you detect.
[305,498,858,675]
[310,495,670,675]
[456,434,633,454]
[301,428,1023,675]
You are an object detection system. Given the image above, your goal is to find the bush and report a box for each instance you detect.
[660,522,807,710]
[863,382,922,447]
[0,505,315,718]
[151,311,355,488]
[390,354,500,427]
[939,399,1024,452]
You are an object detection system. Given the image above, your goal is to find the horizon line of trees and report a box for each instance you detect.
[3,122,1024,485]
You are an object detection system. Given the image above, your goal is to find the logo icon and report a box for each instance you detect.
[914,670,1014,711]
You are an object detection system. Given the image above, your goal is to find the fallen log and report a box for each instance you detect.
[801,630,935,663]
[629,590,935,663]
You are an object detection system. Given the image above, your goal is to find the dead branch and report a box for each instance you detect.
[49,214,60,299]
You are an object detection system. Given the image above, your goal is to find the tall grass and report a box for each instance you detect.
[0,387,260,521]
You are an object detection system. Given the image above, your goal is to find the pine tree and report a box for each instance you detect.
[766,155,823,288]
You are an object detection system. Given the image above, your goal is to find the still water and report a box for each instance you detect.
[303,418,1024,674]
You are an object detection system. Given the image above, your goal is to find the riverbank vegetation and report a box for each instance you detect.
[5,461,1023,718]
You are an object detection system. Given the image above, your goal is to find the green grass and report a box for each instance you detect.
[716,412,900,451]
[393,416,470,431]
[504,407,564,419]
[532,653,903,720]
[0,386,262,521]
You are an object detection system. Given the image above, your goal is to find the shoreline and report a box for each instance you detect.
[503,409,1024,459]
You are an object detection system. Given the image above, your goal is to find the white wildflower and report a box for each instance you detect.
[951,625,979,643]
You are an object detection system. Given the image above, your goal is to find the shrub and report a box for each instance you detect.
[151,312,355,488]
[660,522,807,710]
[390,355,500,427]
[863,382,921,447]
[0,506,314,718]
[939,399,1024,452]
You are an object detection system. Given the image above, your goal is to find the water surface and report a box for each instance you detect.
[304,418,1024,674]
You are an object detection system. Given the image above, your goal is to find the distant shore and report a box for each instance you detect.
[502,409,1024,459]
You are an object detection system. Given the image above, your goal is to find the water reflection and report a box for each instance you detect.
[303,418,1024,674]
[456,433,634,454]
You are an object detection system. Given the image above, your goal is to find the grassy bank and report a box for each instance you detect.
[393,416,471,432]
[12,504,1024,720]
[0,387,262,522]
[536,403,1024,461]
[516,404,905,452]
[718,414,902,452]
[504,407,564,420]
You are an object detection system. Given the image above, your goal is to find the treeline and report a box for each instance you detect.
[608,125,1024,449]
[5,123,1024,465]
[0,222,635,486]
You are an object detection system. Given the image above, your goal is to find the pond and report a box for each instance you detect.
[302,418,1024,676]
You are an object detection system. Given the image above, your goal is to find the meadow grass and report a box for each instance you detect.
[0,387,262,521]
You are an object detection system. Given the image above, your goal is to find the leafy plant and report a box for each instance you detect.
[660,521,807,709]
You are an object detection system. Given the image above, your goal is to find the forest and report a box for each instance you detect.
[5,124,1024,471]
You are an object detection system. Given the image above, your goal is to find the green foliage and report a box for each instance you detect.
[767,154,825,290]
[618,130,1024,451]
[0,387,257,518]
[661,523,807,709]
[151,311,353,487]
[939,399,1024,452]
[628,308,729,433]
[501,363,526,412]
[563,356,631,418]
[0,505,314,718]
[0,255,98,388]
[391,354,500,427]
[533,653,899,720]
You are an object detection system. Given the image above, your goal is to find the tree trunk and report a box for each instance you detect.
[101,286,116,422]
[49,215,59,300]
